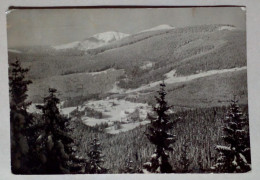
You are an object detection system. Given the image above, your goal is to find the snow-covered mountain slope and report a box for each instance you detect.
[139,24,175,33]
[53,31,129,51]
[53,25,174,51]
[90,31,129,43]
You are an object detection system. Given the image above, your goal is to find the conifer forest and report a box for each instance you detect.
[7,8,251,174]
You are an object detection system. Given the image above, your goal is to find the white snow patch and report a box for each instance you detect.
[27,103,42,114]
[92,31,129,43]
[109,82,126,94]
[165,69,177,79]
[140,24,175,33]
[60,107,77,116]
[140,62,153,70]
[87,68,117,76]
[218,26,237,31]
[215,145,231,151]
[82,118,113,126]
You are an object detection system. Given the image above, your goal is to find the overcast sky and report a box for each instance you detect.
[7,7,246,48]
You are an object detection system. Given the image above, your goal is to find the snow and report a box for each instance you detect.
[126,66,247,93]
[239,153,248,164]
[151,153,157,158]
[140,62,153,70]
[218,26,237,31]
[53,31,129,51]
[27,103,43,114]
[87,68,116,76]
[92,31,129,43]
[82,118,113,126]
[82,99,150,124]
[215,145,231,151]
[80,98,151,133]
[140,24,175,33]
[165,69,177,79]
[232,156,238,166]
[109,82,126,94]
[60,107,77,116]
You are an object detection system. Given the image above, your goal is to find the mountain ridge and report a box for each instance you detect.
[53,31,129,51]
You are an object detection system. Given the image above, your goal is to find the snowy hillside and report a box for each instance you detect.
[90,31,129,43]
[139,24,175,33]
[53,31,129,51]
[53,25,176,51]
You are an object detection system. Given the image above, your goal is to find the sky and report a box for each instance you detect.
[7,7,246,48]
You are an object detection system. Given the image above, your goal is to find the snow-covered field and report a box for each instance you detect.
[60,106,78,116]
[78,98,152,134]
[82,99,150,123]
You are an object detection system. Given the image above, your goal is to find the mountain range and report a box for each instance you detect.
[53,31,129,51]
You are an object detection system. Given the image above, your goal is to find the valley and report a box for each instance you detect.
[7,7,250,174]
[11,24,247,135]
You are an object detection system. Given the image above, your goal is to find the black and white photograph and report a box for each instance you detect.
[7,7,251,174]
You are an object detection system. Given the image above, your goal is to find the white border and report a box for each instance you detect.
[1,0,260,180]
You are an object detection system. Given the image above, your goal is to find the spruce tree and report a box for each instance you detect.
[87,138,107,174]
[211,99,251,173]
[36,88,86,174]
[143,81,176,173]
[9,60,32,173]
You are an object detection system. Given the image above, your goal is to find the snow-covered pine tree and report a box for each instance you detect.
[143,81,176,173]
[9,59,33,173]
[87,138,107,174]
[211,99,251,173]
[36,88,86,174]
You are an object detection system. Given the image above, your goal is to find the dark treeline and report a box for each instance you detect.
[9,60,251,174]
